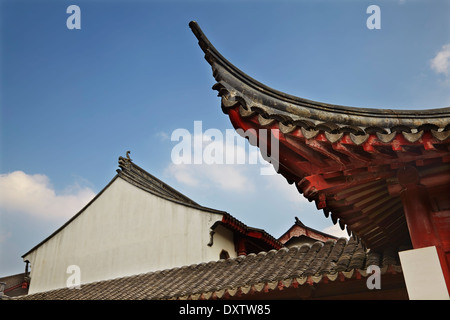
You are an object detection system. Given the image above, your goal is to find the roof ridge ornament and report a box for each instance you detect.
[294,216,305,227]
[118,150,133,172]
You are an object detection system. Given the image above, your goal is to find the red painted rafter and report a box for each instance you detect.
[223,105,449,252]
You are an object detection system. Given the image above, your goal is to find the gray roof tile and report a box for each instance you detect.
[189,21,450,141]
[17,237,403,300]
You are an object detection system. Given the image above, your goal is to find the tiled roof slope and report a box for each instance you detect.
[17,238,403,300]
[117,154,201,208]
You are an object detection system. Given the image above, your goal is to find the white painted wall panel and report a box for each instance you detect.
[399,246,450,300]
[24,177,228,294]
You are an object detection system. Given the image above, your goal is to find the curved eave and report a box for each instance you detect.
[189,21,450,135]
[190,21,450,252]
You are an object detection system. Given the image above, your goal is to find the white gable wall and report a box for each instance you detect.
[23,177,232,294]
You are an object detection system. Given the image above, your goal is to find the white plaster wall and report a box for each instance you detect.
[399,246,450,300]
[24,177,229,294]
[211,224,237,260]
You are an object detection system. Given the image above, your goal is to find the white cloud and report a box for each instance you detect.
[171,128,259,166]
[0,171,96,221]
[165,163,201,187]
[167,127,276,193]
[260,170,309,204]
[166,163,255,193]
[155,131,170,141]
[0,231,12,244]
[322,224,350,239]
[430,44,450,76]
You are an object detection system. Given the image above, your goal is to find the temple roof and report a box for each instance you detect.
[213,213,283,251]
[189,21,450,143]
[189,21,450,252]
[15,237,405,300]
[279,217,338,245]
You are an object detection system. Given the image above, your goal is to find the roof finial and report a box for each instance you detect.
[294,216,305,226]
[117,151,133,173]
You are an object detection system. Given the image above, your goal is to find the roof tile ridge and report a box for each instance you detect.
[295,242,323,277]
[305,240,335,276]
[118,155,200,206]
[316,239,345,275]
[335,237,358,272]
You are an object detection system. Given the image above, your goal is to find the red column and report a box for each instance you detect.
[398,166,450,295]
[236,236,247,256]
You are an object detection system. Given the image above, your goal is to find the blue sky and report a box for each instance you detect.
[1,0,449,277]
